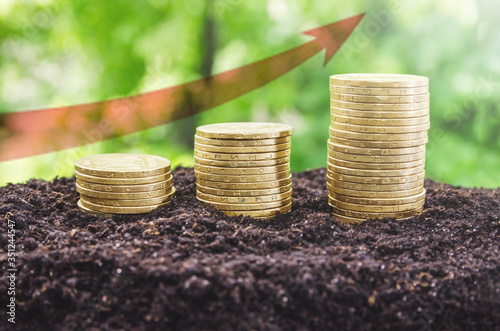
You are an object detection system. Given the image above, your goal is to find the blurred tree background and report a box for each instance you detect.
[0,0,499,187]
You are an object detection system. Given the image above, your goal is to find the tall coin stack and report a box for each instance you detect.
[75,154,175,216]
[327,74,430,224]
[194,123,293,219]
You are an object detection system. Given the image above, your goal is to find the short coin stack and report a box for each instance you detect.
[328,73,430,224]
[75,154,175,216]
[194,122,293,219]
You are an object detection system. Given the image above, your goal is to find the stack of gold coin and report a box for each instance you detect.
[328,73,430,224]
[194,123,293,219]
[74,154,175,216]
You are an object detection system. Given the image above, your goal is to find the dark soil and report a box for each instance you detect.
[0,167,499,330]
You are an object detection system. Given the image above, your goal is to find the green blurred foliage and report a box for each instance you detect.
[0,0,499,187]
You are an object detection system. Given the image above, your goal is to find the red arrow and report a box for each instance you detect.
[0,14,364,161]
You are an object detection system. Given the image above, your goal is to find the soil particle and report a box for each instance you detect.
[0,167,499,330]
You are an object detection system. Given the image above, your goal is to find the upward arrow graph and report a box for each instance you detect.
[0,14,364,161]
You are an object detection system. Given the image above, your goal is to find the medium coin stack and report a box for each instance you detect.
[328,73,430,224]
[75,154,175,216]
[194,122,293,219]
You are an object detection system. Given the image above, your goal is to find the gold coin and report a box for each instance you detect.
[75,171,171,185]
[196,122,293,139]
[328,141,426,156]
[330,136,428,149]
[329,196,425,213]
[197,176,292,190]
[329,84,429,96]
[194,170,290,182]
[76,184,172,200]
[80,188,175,207]
[194,142,291,153]
[196,182,293,197]
[330,213,366,224]
[198,196,291,211]
[79,199,171,214]
[194,135,291,147]
[194,156,290,167]
[328,150,425,163]
[327,182,424,198]
[221,202,292,219]
[331,92,429,104]
[327,170,425,184]
[196,189,292,204]
[194,149,290,161]
[76,177,172,193]
[327,163,424,177]
[329,204,423,219]
[329,127,428,141]
[331,99,429,111]
[330,189,426,205]
[331,122,430,134]
[194,163,289,175]
[329,74,429,88]
[77,200,114,218]
[326,176,423,191]
[75,154,171,178]
[328,156,425,170]
[331,106,429,118]
[330,114,430,126]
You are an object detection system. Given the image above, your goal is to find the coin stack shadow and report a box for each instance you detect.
[75,154,175,216]
[194,123,293,219]
[327,74,430,224]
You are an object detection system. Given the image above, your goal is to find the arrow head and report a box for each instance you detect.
[303,13,365,66]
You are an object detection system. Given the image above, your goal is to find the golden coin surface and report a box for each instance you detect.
[328,141,426,156]
[329,204,423,219]
[194,135,291,147]
[196,182,292,197]
[327,182,424,198]
[329,74,429,88]
[194,170,290,182]
[331,213,366,224]
[194,149,290,161]
[327,171,425,184]
[327,163,424,177]
[330,189,426,205]
[328,150,425,163]
[76,184,172,200]
[79,199,171,214]
[196,189,292,204]
[331,99,429,111]
[77,200,114,218]
[196,122,293,139]
[331,106,429,118]
[198,196,291,211]
[197,176,292,190]
[329,196,425,213]
[221,202,292,219]
[75,154,171,178]
[331,122,430,134]
[331,92,429,104]
[194,163,289,175]
[326,177,424,191]
[75,171,171,185]
[328,156,425,170]
[330,136,428,149]
[329,127,428,141]
[81,188,175,207]
[194,142,291,153]
[331,114,430,126]
[76,177,172,193]
[329,84,429,96]
[194,156,290,167]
